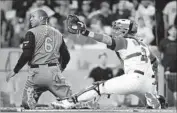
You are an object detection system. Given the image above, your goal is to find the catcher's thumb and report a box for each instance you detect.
[77,21,86,33]
[77,22,84,27]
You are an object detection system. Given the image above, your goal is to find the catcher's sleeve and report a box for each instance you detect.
[67,15,114,46]
[82,30,127,51]
[82,30,113,45]
[14,31,35,73]
[107,38,127,51]
[58,38,70,71]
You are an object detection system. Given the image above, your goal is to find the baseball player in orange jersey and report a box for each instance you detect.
[51,16,168,109]
[6,10,72,109]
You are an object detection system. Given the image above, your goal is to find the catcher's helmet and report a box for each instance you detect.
[112,19,137,37]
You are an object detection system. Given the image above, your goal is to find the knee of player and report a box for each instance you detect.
[93,81,110,94]
[99,83,109,94]
[21,100,30,109]
[92,81,107,94]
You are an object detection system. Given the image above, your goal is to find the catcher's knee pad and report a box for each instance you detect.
[71,81,105,103]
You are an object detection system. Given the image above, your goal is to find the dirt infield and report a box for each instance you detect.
[0,107,176,113]
[22,109,177,113]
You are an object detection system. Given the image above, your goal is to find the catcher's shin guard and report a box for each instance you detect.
[71,81,104,104]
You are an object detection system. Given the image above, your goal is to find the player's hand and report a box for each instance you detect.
[6,71,16,82]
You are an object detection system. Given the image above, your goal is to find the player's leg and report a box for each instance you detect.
[75,75,139,102]
[140,75,167,109]
[48,73,72,98]
[48,66,73,108]
[21,76,46,109]
[134,91,150,108]
[52,73,143,109]
[48,66,72,98]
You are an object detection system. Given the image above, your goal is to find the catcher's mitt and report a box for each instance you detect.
[67,15,86,34]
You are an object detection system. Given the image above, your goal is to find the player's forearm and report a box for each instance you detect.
[14,49,33,73]
[82,30,112,46]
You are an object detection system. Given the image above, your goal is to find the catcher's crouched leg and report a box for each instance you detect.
[51,81,105,109]
[70,81,105,109]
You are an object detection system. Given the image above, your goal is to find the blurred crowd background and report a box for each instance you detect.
[0,0,176,109]
[0,0,176,48]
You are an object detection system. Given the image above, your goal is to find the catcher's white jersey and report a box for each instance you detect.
[99,38,157,100]
[117,38,154,76]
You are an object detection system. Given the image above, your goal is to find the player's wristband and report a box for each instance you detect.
[82,30,95,38]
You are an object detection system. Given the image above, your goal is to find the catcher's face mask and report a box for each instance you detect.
[111,19,137,38]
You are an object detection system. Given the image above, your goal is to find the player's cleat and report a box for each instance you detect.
[145,93,161,109]
[157,95,168,109]
[76,101,100,109]
[51,100,75,109]
[51,101,63,109]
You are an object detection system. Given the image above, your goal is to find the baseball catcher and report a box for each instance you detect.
[51,15,167,109]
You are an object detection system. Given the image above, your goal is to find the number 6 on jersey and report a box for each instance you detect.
[45,37,54,52]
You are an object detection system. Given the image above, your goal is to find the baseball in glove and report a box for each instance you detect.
[67,15,86,34]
